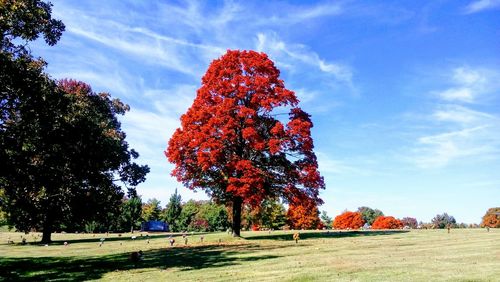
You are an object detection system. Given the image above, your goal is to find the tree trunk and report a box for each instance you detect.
[41,219,52,244]
[232,196,242,237]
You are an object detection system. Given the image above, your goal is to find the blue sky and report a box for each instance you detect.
[32,0,499,224]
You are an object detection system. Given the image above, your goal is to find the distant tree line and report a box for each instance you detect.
[328,208,494,230]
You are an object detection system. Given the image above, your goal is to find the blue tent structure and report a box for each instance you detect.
[141,221,169,232]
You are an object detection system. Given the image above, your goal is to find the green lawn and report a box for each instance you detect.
[0,229,498,281]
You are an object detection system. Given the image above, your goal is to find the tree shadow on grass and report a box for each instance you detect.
[0,243,280,281]
[243,230,409,241]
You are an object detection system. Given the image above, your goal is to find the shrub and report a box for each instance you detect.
[372,216,403,229]
[333,211,365,229]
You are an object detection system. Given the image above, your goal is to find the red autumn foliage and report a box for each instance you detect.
[287,200,321,230]
[371,216,404,229]
[481,207,500,228]
[333,211,365,229]
[166,50,324,236]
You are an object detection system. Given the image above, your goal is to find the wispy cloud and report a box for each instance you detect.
[316,152,373,176]
[433,66,498,103]
[256,32,353,85]
[414,126,495,168]
[410,66,500,168]
[436,88,474,103]
[146,85,198,116]
[255,2,342,25]
[66,23,205,76]
[432,104,495,125]
[463,0,500,14]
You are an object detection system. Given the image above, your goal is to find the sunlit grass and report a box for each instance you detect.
[0,229,498,281]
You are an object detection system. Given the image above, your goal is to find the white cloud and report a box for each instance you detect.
[145,84,198,115]
[257,2,342,25]
[464,0,500,14]
[434,66,498,103]
[155,0,243,35]
[316,152,372,176]
[414,126,493,168]
[120,107,181,166]
[436,88,474,103]
[67,25,198,75]
[293,88,320,104]
[452,67,486,85]
[410,66,500,169]
[432,104,495,124]
[256,32,353,85]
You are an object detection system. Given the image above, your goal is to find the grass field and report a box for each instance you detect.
[0,229,498,281]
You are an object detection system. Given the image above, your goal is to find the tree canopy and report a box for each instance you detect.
[0,0,64,56]
[1,79,149,241]
[320,211,332,228]
[357,206,384,226]
[481,207,500,228]
[333,211,364,230]
[287,199,321,230]
[142,198,162,222]
[401,217,418,229]
[162,188,182,229]
[0,0,149,243]
[166,50,324,236]
[431,213,457,229]
[371,216,403,230]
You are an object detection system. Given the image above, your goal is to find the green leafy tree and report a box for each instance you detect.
[1,0,64,128]
[320,211,332,228]
[142,198,162,221]
[239,199,286,230]
[175,200,200,232]
[1,78,149,242]
[357,206,384,225]
[260,199,287,230]
[431,213,457,229]
[0,189,6,226]
[170,200,230,232]
[121,196,143,233]
[0,1,148,242]
[0,0,64,56]
[162,188,182,230]
[197,202,230,232]
[241,204,256,230]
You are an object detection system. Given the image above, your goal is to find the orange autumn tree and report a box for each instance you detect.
[481,207,500,228]
[166,50,325,236]
[371,216,403,229]
[333,211,364,229]
[287,199,321,229]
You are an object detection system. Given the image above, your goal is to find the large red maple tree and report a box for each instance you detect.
[166,50,325,236]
